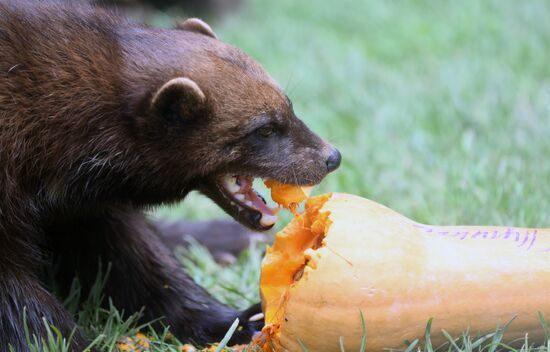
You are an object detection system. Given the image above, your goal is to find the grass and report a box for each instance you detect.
[23,0,550,350]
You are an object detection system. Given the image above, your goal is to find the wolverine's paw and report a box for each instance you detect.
[227,303,264,345]
[240,302,264,332]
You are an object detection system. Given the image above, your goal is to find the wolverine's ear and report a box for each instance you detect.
[176,18,218,39]
[151,77,206,121]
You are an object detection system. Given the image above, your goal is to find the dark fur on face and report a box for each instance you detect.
[0,0,340,349]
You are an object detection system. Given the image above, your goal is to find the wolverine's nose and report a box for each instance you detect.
[326,148,342,173]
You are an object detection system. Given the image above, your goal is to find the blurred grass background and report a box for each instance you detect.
[152,0,550,229]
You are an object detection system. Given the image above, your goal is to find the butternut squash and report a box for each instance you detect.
[259,193,550,351]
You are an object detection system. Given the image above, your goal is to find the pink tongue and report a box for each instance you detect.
[235,176,274,215]
[246,191,274,215]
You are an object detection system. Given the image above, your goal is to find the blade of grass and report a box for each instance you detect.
[404,339,420,352]
[442,329,462,352]
[360,310,367,352]
[488,316,517,352]
[297,337,309,352]
[471,332,494,351]
[539,312,550,341]
[425,318,434,352]
[215,318,240,352]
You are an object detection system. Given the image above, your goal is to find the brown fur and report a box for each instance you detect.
[0,1,340,350]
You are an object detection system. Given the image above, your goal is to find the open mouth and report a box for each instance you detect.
[214,175,279,230]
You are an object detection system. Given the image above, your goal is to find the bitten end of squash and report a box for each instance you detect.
[258,193,333,350]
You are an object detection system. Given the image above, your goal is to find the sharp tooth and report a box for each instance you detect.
[224,176,240,193]
[249,312,264,322]
[235,194,245,201]
[260,214,278,227]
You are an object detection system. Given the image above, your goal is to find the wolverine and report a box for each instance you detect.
[0,0,341,350]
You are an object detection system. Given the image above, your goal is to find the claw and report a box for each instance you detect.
[248,312,264,322]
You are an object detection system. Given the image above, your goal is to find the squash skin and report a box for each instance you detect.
[260,193,550,351]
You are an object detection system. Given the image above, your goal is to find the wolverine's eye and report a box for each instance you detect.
[256,124,276,138]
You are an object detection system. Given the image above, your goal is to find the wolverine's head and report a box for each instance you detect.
[126,19,341,230]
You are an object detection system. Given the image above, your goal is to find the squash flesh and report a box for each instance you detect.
[263,180,312,212]
[259,193,550,351]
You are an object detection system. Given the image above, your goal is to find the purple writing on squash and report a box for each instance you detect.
[413,224,550,253]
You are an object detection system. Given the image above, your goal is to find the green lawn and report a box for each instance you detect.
[30,0,550,350]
